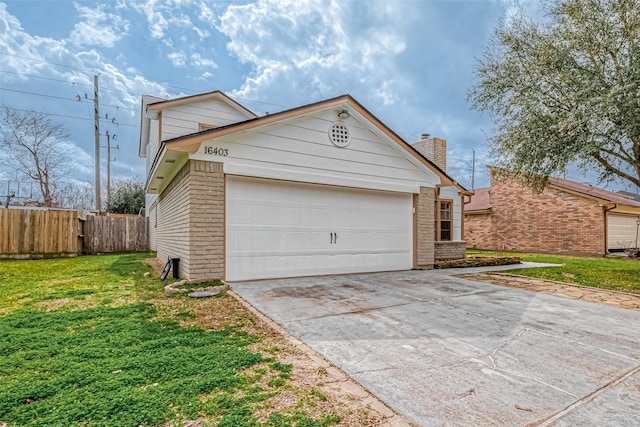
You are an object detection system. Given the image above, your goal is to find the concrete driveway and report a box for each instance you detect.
[231,266,640,426]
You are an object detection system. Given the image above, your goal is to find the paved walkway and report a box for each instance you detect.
[459,272,640,311]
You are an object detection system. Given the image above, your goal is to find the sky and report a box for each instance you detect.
[1,0,636,203]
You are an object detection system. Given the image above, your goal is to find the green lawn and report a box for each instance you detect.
[0,254,340,427]
[468,250,640,294]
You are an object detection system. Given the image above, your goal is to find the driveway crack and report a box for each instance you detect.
[532,363,640,426]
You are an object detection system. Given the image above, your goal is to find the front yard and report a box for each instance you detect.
[0,254,381,427]
[469,250,640,294]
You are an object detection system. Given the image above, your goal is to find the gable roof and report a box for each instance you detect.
[548,176,640,208]
[147,90,257,118]
[465,175,640,213]
[160,93,467,192]
[465,187,491,212]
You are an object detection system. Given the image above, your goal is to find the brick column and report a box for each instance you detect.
[187,160,225,281]
[416,186,435,269]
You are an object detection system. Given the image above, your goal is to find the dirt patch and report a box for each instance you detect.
[145,259,410,426]
[459,272,640,311]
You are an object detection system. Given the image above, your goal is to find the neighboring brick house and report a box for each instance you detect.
[139,91,470,281]
[465,170,640,255]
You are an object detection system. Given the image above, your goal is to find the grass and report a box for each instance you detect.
[0,254,341,427]
[468,249,640,294]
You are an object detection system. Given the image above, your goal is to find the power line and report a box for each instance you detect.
[0,54,291,110]
[0,70,92,87]
[2,106,139,128]
[0,52,95,73]
[0,87,138,112]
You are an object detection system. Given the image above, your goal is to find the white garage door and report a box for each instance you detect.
[608,214,640,250]
[226,176,413,281]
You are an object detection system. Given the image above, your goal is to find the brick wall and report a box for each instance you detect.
[465,177,606,255]
[416,186,435,268]
[434,241,466,260]
[465,213,492,249]
[187,160,224,281]
[155,160,225,281]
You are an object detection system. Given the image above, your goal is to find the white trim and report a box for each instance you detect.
[222,162,422,194]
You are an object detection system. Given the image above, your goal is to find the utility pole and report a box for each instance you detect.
[106,130,111,207]
[471,149,476,190]
[93,74,101,211]
[100,127,119,209]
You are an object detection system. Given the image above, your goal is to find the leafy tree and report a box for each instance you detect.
[106,177,145,214]
[0,107,74,206]
[469,0,640,190]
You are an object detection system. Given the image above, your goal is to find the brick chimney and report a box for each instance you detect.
[411,133,447,171]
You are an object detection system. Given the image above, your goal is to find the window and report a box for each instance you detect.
[435,200,452,241]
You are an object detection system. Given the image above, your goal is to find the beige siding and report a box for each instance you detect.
[162,100,252,141]
[191,110,441,193]
[156,163,191,278]
[148,201,157,251]
[146,120,160,173]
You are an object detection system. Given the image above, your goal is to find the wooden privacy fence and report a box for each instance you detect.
[0,209,80,258]
[0,209,149,258]
[82,215,149,254]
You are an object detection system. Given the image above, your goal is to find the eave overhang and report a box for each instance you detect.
[160,94,467,192]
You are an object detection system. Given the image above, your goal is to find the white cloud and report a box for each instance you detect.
[69,2,130,48]
[217,0,407,107]
[190,53,217,68]
[168,51,187,67]
[132,0,169,39]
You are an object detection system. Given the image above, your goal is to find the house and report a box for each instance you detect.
[465,168,640,255]
[138,91,470,281]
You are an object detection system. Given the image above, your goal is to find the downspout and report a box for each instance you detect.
[435,184,442,242]
[461,190,475,242]
[603,203,617,255]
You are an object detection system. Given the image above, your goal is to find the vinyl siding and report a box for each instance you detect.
[156,163,191,278]
[190,110,441,193]
[162,100,252,141]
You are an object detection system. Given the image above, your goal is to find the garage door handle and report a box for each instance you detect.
[330,232,334,244]
[334,233,337,244]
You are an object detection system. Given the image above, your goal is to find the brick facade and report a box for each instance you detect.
[465,177,606,255]
[187,160,225,280]
[415,186,436,268]
[155,160,225,280]
[434,241,466,260]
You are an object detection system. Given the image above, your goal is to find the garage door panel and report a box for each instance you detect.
[226,176,412,281]
[608,214,640,250]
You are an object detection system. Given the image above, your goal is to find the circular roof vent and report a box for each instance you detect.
[328,122,350,148]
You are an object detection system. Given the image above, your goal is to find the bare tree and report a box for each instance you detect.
[54,181,95,210]
[0,107,74,207]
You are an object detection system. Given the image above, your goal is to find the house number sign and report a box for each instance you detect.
[204,147,229,156]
